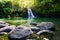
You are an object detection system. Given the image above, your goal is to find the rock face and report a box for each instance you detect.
[9,26,33,40]
[37,22,55,31]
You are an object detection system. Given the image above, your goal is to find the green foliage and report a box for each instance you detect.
[0,0,60,18]
[32,0,60,17]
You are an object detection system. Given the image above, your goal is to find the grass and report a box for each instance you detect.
[0,17,60,40]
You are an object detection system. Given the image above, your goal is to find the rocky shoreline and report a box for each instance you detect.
[0,21,55,40]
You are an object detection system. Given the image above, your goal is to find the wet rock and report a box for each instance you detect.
[0,25,16,33]
[1,28,11,33]
[37,30,53,36]
[0,21,5,23]
[9,26,33,40]
[37,30,53,38]
[37,22,55,31]
[30,23,37,26]
[0,32,7,36]
[0,21,9,28]
[31,27,40,32]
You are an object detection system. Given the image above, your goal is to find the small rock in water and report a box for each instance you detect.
[31,27,40,32]
[37,22,55,31]
[0,25,16,33]
[30,23,37,26]
[9,26,33,40]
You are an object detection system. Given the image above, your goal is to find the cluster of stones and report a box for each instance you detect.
[0,21,55,40]
[0,21,16,33]
[30,22,55,31]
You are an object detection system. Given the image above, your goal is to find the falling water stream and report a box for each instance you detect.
[27,8,35,26]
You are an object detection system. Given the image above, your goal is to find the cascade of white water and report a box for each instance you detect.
[27,8,35,26]
[28,8,35,19]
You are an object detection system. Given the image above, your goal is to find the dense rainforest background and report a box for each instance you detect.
[0,0,60,18]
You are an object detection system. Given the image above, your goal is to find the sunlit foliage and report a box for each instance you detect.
[0,0,60,18]
[19,0,35,8]
[1,0,37,8]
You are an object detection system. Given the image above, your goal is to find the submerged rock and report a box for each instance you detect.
[9,26,33,40]
[37,22,55,31]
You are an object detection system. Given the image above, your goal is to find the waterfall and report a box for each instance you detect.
[27,8,35,26]
[28,8,35,19]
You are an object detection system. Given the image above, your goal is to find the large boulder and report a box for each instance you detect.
[37,22,55,31]
[8,25,33,40]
